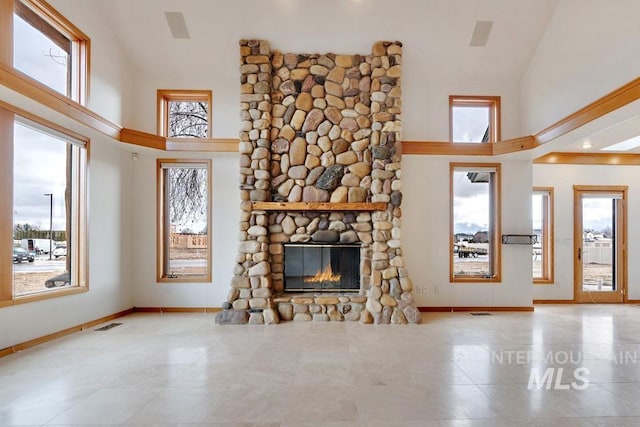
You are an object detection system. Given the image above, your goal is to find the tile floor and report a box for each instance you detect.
[2,305,640,426]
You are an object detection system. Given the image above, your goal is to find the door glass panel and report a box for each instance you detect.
[532,193,543,279]
[581,197,615,292]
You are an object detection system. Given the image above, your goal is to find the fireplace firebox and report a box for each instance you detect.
[284,244,360,292]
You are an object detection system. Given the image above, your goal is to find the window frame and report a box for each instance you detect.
[157,90,212,139]
[156,158,212,283]
[533,187,554,284]
[449,95,501,143]
[0,102,89,308]
[12,0,90,104]
[450,162,501,283]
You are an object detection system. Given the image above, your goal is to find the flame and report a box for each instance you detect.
[304,263,341,283]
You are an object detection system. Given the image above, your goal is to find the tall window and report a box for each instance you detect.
[450,96,500,143]
[450,163,501,282]
[157,90,212,139]
[13,0,90,103]
[533,187,554,283]
[157,159,211,282]
[3,111,88,301]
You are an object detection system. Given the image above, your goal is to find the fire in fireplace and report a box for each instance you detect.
[283,244,360,292]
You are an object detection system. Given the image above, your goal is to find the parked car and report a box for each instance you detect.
[44,272,70,288]
[53,245,67,258]
[13,247,34,263]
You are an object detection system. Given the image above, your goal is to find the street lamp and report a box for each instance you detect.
[44,193,53,260]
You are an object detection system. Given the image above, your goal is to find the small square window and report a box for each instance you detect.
[157,90,212,139]
[450,96,500,143]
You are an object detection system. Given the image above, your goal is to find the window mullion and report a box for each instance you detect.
[0,108,14,303]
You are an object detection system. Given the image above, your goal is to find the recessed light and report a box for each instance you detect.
[581,141,592,149]
[600,134,640,151]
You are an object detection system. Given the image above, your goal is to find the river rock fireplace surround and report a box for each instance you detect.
[215,39,421,325]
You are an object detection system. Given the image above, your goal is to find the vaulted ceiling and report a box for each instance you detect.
[94,0,559,80]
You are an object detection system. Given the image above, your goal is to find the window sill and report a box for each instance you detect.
[157,276,211,284]
[0,286,88,308]
[451,276,502,284]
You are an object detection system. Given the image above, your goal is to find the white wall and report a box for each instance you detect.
[403,156,533,307]
[533,164,640,301]
[50,0,134,127]
[0,0,135,347]
[520,0,640,134]
[131,152,239,308]
[0,118,134,349]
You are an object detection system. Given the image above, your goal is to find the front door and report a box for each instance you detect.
[574,186,627,303]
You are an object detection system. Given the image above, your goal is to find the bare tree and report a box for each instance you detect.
[168,168,207,230]
[168,101,208,138]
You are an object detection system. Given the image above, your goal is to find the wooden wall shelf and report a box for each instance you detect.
[252,202,387,211]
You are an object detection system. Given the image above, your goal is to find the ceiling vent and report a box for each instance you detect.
[469,21,493,47]
[164,11,190,39]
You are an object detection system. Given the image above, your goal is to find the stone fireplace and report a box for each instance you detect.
[215,39,421,325]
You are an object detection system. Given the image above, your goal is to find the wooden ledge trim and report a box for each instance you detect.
[0,63,121,138]
[119,129,241,152]
[535,77,640,144]
[166,138,238,152]
[252,202,387,211]
[534,152,640,165]
[120,128,165,150]
[402,140,492,155]
[493,135,538,155]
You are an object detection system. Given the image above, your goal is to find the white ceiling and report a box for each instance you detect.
[94,0,559,80]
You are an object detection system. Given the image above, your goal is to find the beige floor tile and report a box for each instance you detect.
[1,307,640,425]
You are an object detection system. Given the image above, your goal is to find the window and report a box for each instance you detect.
[157,90,212,139]
[157,159,211,282]
[13,0,90,103]
[450,163,501,282]
[533,187,554,284]
[1,107,88,304]
[450,96,500,143]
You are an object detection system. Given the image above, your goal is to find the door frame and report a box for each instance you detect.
[573,185,628,303]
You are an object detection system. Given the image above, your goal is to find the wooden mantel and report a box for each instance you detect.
[251,202,387,211]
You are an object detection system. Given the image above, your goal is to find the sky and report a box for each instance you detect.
[12,15,69,231]
[13,123,68,230]
[453,170,489,234]
[452,106,488,142]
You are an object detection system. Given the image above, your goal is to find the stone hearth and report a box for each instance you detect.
[215,39,420,325]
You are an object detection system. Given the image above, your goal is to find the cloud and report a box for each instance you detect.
[452,171,488,198]
[13,123,68,230]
